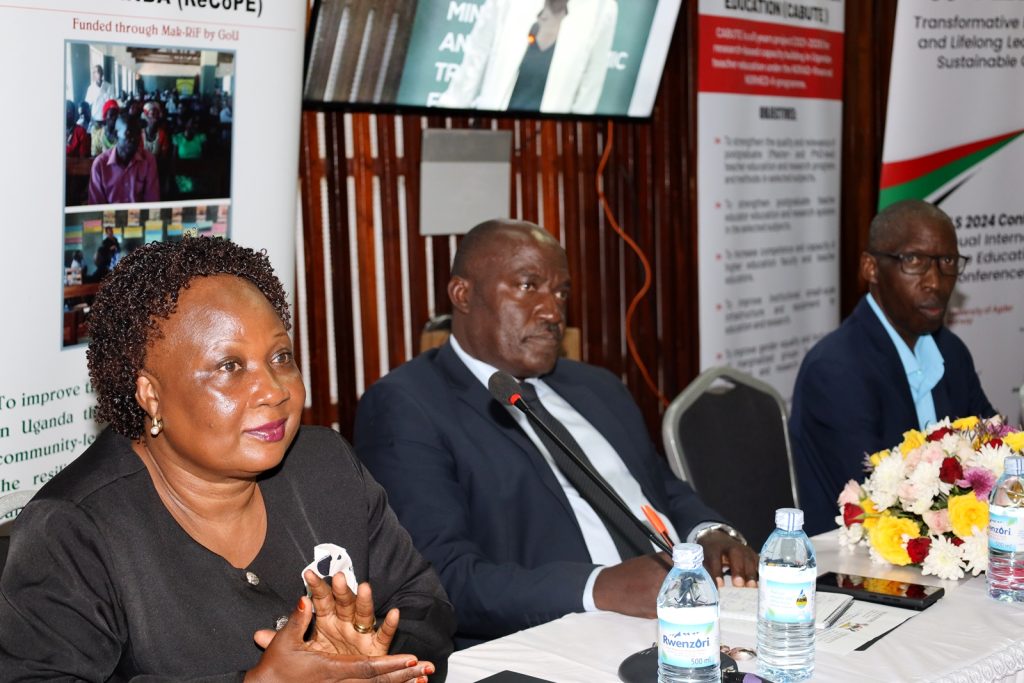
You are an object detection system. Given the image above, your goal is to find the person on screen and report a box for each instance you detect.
[103,226,122,269]
[220,99,233,124]
[437,0,618,114]
[0,237,454,680]
[85,242,113,284]
[91,99,121,157]
[77,101,91,129]
[84,64,115,133]
[65,100,89,158]
[354,219,758,648]
[171,113,208,196]
[87,117,160,205]
[142,100,170,160]
[790,199,995,535]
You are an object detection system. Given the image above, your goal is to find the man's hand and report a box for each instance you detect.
[592,552,672,618]
[698,530,758,588]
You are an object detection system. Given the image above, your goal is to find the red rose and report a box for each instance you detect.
[842,503,865,527]
[951,536,964,547]
[927,427,952,442]
[989,438,1004,448]
[939,457,964,484]
[906,537,931,564]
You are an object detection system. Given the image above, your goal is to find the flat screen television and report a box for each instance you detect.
[303,0,683,118]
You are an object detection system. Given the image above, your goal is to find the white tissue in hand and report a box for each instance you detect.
[302,543,358,598]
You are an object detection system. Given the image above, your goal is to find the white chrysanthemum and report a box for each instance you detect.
[958,440,983,466]
[926,417,952,433]
[836,522,865,550]
[867,544,893,567]
[921,535,965,581]
[971,443,1008,478]
[960,528,988,576]
[900,458,945,514]
[865,452,907,510]
[937,432,968,454]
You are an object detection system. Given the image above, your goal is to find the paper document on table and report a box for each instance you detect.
[814,601,917,654]
[718,585,853,629]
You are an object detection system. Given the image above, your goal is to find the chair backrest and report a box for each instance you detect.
[662,367,798,550]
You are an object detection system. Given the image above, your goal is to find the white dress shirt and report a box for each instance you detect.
[449,335,685,610]
[84,80,115,129]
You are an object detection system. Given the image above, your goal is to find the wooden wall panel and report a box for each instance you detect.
[296,3,899,443]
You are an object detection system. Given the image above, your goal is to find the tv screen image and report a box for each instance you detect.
[304,0,682,118]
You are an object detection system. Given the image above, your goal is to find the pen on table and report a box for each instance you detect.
[641,504,675,548]
[821,597,853,629]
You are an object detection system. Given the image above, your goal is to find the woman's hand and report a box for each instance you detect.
[249,596,434,683]
[302,570,400,656]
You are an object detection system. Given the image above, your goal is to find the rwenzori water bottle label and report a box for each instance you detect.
[658,605,720,669]
[989,505,1024,553]
[758,565,816,624]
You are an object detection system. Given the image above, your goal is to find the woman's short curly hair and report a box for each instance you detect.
[86,237,290,439]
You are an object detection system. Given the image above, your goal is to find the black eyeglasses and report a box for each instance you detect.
[869,251,970,276]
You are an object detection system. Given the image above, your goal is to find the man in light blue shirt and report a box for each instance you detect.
[790,199,994,535]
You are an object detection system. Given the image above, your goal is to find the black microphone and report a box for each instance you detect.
[487,370,673,554]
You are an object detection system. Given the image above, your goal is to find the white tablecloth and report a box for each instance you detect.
[447,531,1024,682]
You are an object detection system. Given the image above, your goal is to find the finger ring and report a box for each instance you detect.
[352,621,374,634]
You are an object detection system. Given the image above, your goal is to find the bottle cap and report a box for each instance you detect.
[775,508,804,531]
[1006,456,1024,477]
[672,542,704,568]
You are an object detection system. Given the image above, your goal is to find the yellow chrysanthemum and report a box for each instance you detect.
[899,430,925,456]
[868,516,919,565]
[948,493,989,538]
[861,499,880,531]
[1004,431,1024,453]
[868,450,888,467]
[951,416,980,431]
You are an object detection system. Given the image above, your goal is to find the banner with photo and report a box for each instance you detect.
[696,0,844,403]
[881,0,1024,422]
[0,1,306,519]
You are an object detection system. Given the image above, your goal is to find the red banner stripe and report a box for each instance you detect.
[698,13,844,101]
[879,129,1024,189]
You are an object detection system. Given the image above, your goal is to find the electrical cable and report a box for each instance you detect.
[595,121,670,408]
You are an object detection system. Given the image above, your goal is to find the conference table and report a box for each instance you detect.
[446,531,1024,682]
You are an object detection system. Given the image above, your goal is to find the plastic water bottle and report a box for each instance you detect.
[656,543,720,683]
[988,455,1024,602]
[757,508,816,682]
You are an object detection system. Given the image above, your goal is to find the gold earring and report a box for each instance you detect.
[150,417,163,437]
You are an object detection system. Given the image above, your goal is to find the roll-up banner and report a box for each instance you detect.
[882,0,1024,422]
[697,0,845,403]
[0,1,306,518]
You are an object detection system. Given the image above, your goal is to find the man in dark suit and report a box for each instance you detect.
[355,219,757,648]
[790,199,995,535]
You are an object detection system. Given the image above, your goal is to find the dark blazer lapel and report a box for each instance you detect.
[929,329,954,419]
[433,342,577,519]
[852,299,918,422]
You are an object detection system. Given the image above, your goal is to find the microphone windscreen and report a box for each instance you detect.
[488,371,522,405]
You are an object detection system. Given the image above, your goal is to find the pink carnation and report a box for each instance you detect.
[919,443,946,464]
[837,480,862,507]
[958,467,997,500]
[922,509,952,534]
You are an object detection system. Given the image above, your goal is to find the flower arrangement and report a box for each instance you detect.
[836,416,1024,580]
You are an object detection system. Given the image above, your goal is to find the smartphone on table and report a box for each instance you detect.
[815,571,944,610]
